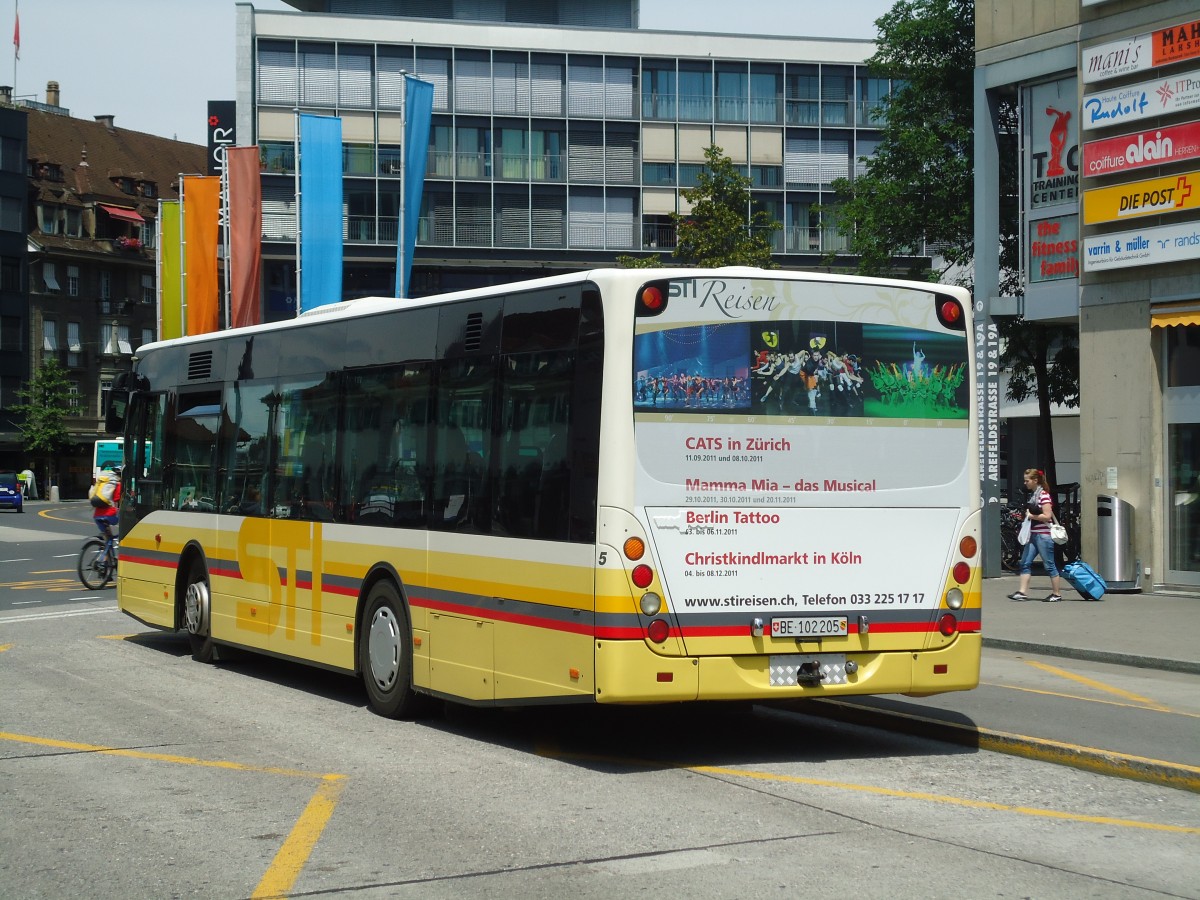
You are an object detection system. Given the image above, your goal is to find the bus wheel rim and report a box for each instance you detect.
[368,607,401,690]
[185,580,210,635]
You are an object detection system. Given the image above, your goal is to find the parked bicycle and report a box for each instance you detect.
[78,527,119,590]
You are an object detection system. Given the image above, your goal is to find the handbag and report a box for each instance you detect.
[1017,517,1031,545]
[1049,513,1069,545]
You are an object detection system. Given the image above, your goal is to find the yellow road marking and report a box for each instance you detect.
[1025,660,1170,711]
[536,746,1200,834]
[98,634,140,640]
[982,680,1200,719]
[0,731,346,894]
[0,578,81,592]
[37,508,86,525]
[31,569,75,575]
[252,775,347,899]
[0,643,12,652]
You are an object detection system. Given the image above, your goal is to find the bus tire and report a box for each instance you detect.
[183,558,216,664]
[360,580,428,719]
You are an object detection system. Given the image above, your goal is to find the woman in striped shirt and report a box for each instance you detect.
[1007,468,1065,602]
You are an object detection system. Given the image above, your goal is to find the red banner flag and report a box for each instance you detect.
[13,5,19,60]
[227,147,262,328]
[182,175,221,336]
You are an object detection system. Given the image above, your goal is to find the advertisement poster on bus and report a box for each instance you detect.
[632,276,971,615]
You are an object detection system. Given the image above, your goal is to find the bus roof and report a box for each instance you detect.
[135,267,966,358]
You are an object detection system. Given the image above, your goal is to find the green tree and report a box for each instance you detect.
[12,357,74,493]
[830,0,975,278]
[831,0,1077,488]
[619,144,779,269]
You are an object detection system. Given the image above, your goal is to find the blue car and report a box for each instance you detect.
[0,470,23,512]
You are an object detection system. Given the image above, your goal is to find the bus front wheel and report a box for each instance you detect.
[183,559,216,663]
[360,580,425,719]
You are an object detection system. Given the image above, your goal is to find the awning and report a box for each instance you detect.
[1151,308,1200,328]
[100,204,145,224]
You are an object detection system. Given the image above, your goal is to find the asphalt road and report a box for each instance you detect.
[2,504,1198,898]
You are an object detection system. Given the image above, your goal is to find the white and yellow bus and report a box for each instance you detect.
[108,268,980,717]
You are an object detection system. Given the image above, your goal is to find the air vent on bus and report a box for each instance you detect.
[187,350,213,381]
[464,312,484,352]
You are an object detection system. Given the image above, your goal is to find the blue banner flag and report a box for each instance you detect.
[299,113,343,313]
[397,76,434,298]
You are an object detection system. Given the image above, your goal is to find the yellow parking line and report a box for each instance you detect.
[690,764,1200,834]
[536,745,1199,834]
[0,731,346,894]
[1025,660,1170,711]
[0,643,12,653]
[982,681,1200,719]
[252,775,347,899]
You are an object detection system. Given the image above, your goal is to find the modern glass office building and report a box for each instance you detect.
[235,1,915,307]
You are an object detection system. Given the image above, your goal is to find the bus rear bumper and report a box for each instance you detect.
[595,634,981,703]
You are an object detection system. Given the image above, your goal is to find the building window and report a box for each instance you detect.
[142,274,154,304]
[67,265,80,297]
[43,319,58,352]
[100,378,112,417]
[1,196,23,232]
[0,257,20,292]
[42,262,61,294]
[1,315,21,352]
[68,381,81,410]
[65,208,83,237]
[101,323,132,355]
[67,321,82,367]
[0,136,22,173]
[99,270,111,300]
[141,327,155,348]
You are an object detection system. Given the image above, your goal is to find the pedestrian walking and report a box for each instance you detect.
[1007,468,1065,602]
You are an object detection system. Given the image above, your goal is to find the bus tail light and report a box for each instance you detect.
[636,280,670,317]
[639,592,662,616]
[647,618,670,643]
[959,536,977,558]
[938,614,958,636]
[935,293,966,331]
[945,588,964,610]
[952,562,970,584]
[623,537,645,560]
[632,564,653,589]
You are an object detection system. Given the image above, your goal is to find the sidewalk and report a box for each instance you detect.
[983,574,1200,675]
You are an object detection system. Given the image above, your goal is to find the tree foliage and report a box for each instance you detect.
[830,0,975,278]
[832,0,1078,488]
[12,357,74,488]
[620,144,779,269]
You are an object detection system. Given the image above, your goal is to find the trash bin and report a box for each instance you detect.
[1096,494,1139,591]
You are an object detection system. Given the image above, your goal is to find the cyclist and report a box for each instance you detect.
[90,465,122,541]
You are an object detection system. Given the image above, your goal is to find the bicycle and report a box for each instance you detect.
[998,504,1025,573]
[78,528,119,590]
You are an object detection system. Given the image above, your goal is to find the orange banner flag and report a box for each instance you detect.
[182,175,220,336]
[228,147,263,329]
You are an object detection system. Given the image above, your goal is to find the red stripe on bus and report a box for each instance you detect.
[410,596,595,636]
[116,553,177,570]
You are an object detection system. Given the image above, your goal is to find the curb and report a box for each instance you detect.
[791,697,1200,794]
[983,638,1200,676]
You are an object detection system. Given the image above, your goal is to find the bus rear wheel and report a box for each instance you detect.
[360,580,429,719]
[183,559,216,663]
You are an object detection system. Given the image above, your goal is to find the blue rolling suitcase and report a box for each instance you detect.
[1062,560,1107,600]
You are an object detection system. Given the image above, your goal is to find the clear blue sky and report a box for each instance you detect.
[10,0,890,145]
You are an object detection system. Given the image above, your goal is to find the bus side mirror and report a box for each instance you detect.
[105,371,139,434]
[105,389,130,434]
